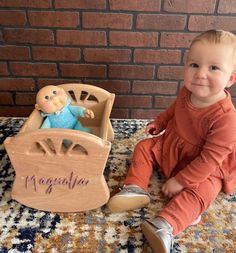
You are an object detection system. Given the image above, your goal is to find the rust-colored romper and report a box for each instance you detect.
[124,87,236,235]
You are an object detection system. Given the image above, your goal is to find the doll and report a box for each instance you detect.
[35,85,94,133]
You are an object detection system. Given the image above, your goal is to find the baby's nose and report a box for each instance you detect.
[196,68,207,78]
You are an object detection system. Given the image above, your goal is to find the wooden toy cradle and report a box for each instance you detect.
[4,83,115,212]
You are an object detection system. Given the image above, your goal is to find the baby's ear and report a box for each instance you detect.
[227,72,236,87]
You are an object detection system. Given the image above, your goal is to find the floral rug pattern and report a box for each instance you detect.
[0,118,235,253]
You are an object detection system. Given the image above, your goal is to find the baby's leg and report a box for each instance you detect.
[158,175,222,236]
[107,137,159,212]
[124,137,158,191]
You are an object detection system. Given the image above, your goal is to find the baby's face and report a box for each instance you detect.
[184,40,236,105]
[36,86,68,114]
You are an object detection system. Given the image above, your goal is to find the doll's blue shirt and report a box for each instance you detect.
[41,100,85,130]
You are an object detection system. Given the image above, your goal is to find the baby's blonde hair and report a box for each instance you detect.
[190,30,236,68]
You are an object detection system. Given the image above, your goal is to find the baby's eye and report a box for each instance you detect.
[210,65,219,71]
[44,95,49,100]
[190,63,198,68]
[52,90,57,95]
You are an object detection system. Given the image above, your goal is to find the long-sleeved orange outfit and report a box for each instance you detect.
[124,87,236,235]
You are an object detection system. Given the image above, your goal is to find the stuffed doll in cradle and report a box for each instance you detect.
[35,85,94,134]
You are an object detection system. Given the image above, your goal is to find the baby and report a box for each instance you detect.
[107,30,236,252]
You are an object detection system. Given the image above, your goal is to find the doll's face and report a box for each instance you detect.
[35,86,68,114]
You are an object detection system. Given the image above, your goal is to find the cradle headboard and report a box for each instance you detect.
[59,83,114,125]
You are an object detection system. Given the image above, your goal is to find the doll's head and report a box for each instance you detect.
[35,85,68,114]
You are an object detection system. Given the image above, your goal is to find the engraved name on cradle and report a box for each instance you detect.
[24,171,89,194]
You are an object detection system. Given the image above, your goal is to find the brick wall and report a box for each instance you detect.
[0,0,236,118]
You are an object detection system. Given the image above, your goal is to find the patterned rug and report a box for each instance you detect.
[0,118,235,253]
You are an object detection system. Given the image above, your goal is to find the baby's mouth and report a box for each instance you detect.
[192,83,207,86]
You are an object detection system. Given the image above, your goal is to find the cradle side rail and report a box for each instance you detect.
[4,129,111,212]
[99,93,115,140]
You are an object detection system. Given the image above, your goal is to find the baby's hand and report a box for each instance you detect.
[84,109,94,119]
[145,121,158,135]
[162,177,184,198]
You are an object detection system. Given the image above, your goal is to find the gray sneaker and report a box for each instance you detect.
[107,185,150,212]
[141,217,173,253]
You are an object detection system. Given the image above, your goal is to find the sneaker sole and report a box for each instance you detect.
[190,215,201,226]
[141,221,167,253]
[107,194,150,212]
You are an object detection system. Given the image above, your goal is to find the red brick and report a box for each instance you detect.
[84,49,131,63]
[132,81,178,95]
[0,0,51,8]
[111,109,129,119]
[232,98,236,108]
[83,12,132,29]
[60,64,107,78]
[114,95,151,108]
[110,0,160,11]
[32,47,81,61]
[228,86,236,96]
[57,30,106,46]
[15,92,36,105]
[0,78,35,91]
[188,15,236,31]
[0,46,30,60]
[160,32,197,48]
[0,92,14,105]
[4,29,54,45]
[157,66,184,80]
[10,63,58,77]
[163,0,216,13]
[137,14,186,30]
[131,109,163,119]
[229,86,236,96]
[218,0,236,14]
[154,96,176,108]
[0,10,26,25]
[110,31,158,47]
[134,49,181,64]
[29,11,79,28]
[54,0,105,9]
[182,50,190,64]
[37,79,82,89]
[0,62,9,76]
[109,65,155,79]
[0,106,33,117]
[84,80,130,93]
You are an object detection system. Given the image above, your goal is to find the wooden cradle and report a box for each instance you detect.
[4,83,115,212]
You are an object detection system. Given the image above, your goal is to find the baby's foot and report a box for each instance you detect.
[107,185,150,212]
[141,217,173,253]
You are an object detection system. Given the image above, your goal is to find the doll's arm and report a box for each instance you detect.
[69,105,86,117]
[41,117,51,128]
[175,112,236,189]
[84,109,94,118]
[69,105,94,119]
